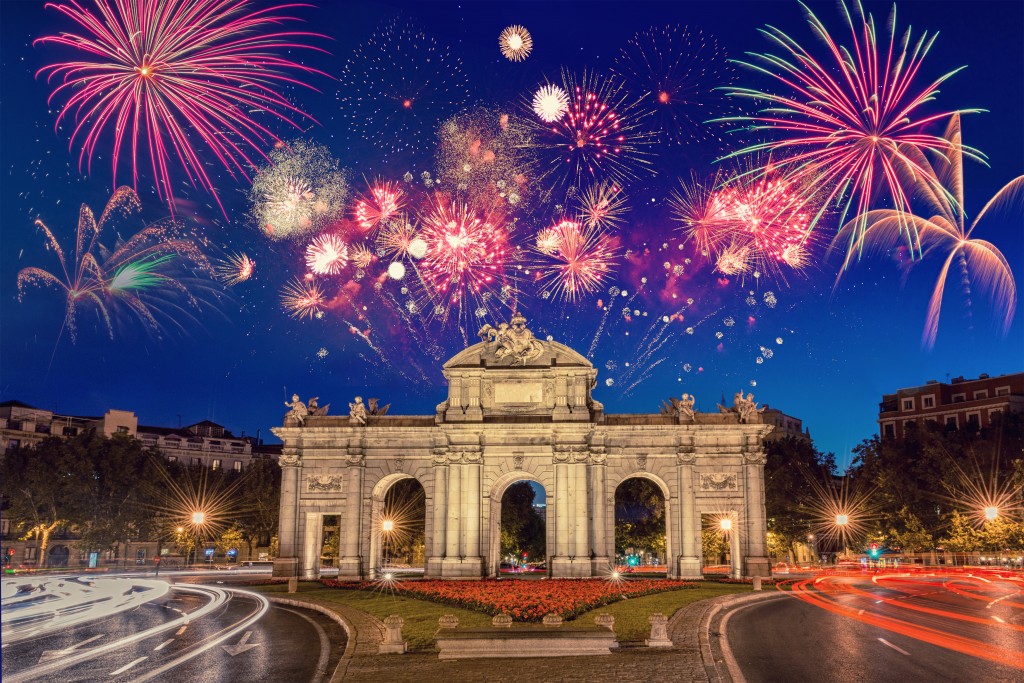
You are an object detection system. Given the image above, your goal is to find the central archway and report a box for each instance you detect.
[613,474,672,576]
[487,471,552,578]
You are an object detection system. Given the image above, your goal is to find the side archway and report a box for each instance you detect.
[368,472,427,578]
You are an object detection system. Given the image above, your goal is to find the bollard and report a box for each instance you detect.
[645,613,672,647]
[379,615,407,654]
[594,613,615,631]
[752,576,762,591]
[437,614,459,630]
[491,614,513,628]
[287,577,298,593]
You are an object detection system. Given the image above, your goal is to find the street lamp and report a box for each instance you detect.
[720,518,732,532]
[381,519,394,570]
[984,506,999,522]
[192,511,206,525]
[835,514,849,527]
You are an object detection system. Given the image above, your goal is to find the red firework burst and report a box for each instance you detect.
[535,219,619,302]
[418,197,512,305]
[305,234,348,275]
[354,180,406,233]
[36,0,327,216]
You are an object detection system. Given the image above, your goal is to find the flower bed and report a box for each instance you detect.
[321,578,698,622]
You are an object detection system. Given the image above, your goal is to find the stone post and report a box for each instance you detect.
[379,615,407,654]
[646,613,672,647]
[338,464,364,579]
[426,460,448,577]
[272,448,301,577]
[753,576,762,591]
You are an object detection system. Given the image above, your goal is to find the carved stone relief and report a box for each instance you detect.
[700,473,738,491]
[308,474,343,492]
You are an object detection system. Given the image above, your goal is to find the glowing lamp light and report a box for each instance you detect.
[835,514,849,526]
[984,506,999,521]
[176,526,185,534]
[382,519,394,532]
[720,518,733,531]
[191,511,206,525]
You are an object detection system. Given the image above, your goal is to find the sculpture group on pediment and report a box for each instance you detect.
[660,393,696,422]
[308,396,330,417]
[349,396,367,425]
[284,394,308,426]
[717,391,764,424]
[478,311,544,366]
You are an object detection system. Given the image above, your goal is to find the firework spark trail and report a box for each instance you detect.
[535,220,619,302]
[355,180,406,234]
[717,0,985,254]
[215,252,255,286]
[341,317,424,384]
[37,0,328,216]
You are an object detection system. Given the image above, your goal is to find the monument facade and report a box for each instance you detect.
[272,313,773,580]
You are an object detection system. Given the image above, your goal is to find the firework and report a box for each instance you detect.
[534,220,619,301]
[535,227,561,255]
[36,0,326,215]
[418,197,514,317]
[836,115,1018,348]
[613,24,736,146]
[350,243,376,271]
[306,234,348,275]
[436,108,534,207]
[376,216,418,258]
[17,186,215,342]
[532,84,569,123]
[337,18,471,154]
[498,25,533,62]
[719,0,984,250]
[523,69,656,188]
[715,243,751,276]
[280,277,325,319]
[250,141,350,240]
[354,180,406,234]
[575,181,628,230]
[215,253,255,286]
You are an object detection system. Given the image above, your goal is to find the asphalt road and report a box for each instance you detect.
[2,577,346,682]
[721,570,1023,683]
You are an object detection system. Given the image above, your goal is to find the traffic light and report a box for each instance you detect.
[627,555,640,567]
[868,543,880,558]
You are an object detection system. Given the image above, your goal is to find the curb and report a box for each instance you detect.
[700,590,787,683]
[266,595,381,683]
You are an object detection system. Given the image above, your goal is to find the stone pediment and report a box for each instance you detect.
[444,339,592,370]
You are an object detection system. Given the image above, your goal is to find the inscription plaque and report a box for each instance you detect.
[494,382,543,404]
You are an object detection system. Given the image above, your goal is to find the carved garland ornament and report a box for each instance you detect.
[700,473,738,491]
[308,474,343,492]
[279,452,301,467]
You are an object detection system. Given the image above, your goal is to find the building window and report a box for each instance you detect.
[211,459,222,470]
[233,461,242,472]
[25,547,38,561]
[945,415,958,429]
[973,390,989,400]
[883,423,895,438]
[62,426,78,436]
[989,408,1002,419]
[116,426,129,434]
[6,439,20,452]
[966,412,980,428]
[952,393,966,403]
[167,455,177,463]
[923,396,935,408]
[901,398,914,411]
[995,386,1010,396]
[191,457,201,466]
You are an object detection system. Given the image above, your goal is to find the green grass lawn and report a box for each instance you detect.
[252,581,751,650]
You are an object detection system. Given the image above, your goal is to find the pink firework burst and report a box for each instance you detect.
[354,180,405,233]
[305,234,348,275]
[418,197,512,307]
[280,277,325,319]
[535,219,619,302]
[36,0,328,216]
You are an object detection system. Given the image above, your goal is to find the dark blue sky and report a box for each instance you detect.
[2,1,1021,467]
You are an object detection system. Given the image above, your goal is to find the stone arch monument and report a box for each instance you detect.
[272,313,772,580]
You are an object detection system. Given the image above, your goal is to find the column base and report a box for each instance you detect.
[744,556,771,579]
[272,557,299,578]
[590,556,613,577]
[426,557,446,578]
[441,557,484,578]
[337,556,364,580]
[677,556,702,579]
[550,557,593,578]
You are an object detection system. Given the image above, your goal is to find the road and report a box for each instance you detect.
[720,569,1024,683]
[1,575,346,682]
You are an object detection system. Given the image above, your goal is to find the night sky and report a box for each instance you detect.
[1,0,1021,469]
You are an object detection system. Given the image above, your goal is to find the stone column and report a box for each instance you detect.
[426,460,448,577]
[272,448,301,577]
[676,448,701,578]
[302,512,321,579]
[462,460,483,575]
[729,515,742,579]
[446,463,462,558]
[588,454,610,574]
[572,462,589,560]
[552,461,570,574]
[338,464,364,579]
[743,444,771,578]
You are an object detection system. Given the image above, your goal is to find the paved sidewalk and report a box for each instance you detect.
[276,589,782,683]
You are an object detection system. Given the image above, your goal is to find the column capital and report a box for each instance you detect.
[279,450,301,468]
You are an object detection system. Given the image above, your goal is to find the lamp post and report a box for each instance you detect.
[381,519,394,570]
[190,512,207,569]
[835,514,849,561]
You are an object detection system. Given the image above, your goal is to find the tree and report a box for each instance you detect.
[939,511,980,553]
[615,479,666,558]
[1,436,92,566]
[216,524,247,559]
[500,482,545,561]
[235,458,281,554]
[702,527,729,564]
[764,437,836,557]
[887,508,933,553]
